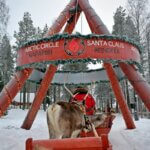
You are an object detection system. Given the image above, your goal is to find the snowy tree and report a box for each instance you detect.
[145,22,150,83]
[112,0,150,118]
[127,0,148,38]
[35,26,43,39]
[13,12,36,109]
[42,24,49,37]
[124,15,139,41]
[14,12,36,49]
[112,6,126,36]
[0,0,9,77]
[94,82,114,111]
[0,0,9,40]
[0,72,3,92]
[127,0,149,72]
[112,6,139,40]
[0,35,14,86]
[112,6,140,113]
[34,24,49,40]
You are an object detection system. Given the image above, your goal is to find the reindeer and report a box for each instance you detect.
[46,86,107,139]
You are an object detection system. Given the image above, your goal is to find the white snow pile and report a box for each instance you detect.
[0,109,150,150]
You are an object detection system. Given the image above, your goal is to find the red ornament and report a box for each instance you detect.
[64,38,85,56]
[69,39,80,53]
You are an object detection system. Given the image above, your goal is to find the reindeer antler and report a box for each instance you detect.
[64,84,74,97]
[83,87,89,101]
[64,84,79,99]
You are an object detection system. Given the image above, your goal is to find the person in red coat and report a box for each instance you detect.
[71,87,96,115]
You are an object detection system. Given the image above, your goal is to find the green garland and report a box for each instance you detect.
[16,58,142,73]
[56,64,120,73]
[27,64,125,85]
[27,75,126,86]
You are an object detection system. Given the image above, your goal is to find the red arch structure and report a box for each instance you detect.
[0,0,150,133]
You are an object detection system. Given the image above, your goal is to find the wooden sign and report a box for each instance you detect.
[17,37,140,67]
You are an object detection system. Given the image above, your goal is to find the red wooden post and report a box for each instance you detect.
[45,0,76,36]
[26,138,33,150]
[21,65,57,129]
[78,0,109,35]
[104,63,135,129]
[31,137,104,150]
[0,69,33,116]
[119,63,150,111]
[79,0,135,129]
[21,0,81,130]
[101,134,109,150]
[64,11,81,34]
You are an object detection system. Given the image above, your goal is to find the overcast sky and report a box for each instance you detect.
[7,0,126,42]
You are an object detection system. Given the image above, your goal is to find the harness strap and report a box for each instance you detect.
[70,101,86,114]
[86,106,95,112]
[83,115,99,137]
[73,97,95,113]
[84,115,91,129]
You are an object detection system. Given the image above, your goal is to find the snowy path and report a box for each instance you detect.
[0,109,150,150]
[109,116,136,150]
[109,114,150,150]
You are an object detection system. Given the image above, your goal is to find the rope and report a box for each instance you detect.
[81,12,83,33]
[74,0,79,33]
[84,115,99,137]
[91,123,99,137]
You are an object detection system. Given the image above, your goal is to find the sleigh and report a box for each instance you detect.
[26,114,115,150]
[80,113,116,137]
[26,136,112,150]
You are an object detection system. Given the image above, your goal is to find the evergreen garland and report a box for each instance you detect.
[16,58,142,73]
[27,76,126,86]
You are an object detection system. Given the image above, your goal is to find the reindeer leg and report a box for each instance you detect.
[71,129,81,138]
[91,123,99,137]
[46,111,52,139]
[47,110,57,139]
[55,134,63,139]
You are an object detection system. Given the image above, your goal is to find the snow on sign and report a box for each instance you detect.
[17,35,141,67]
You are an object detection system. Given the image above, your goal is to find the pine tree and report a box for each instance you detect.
[127,0,148,38]
[34,24,49,40]
[13,12,36,109]
[126,0,150,119]
[94,82,114,111]
[42,24,49,37]
[0,0,9,39]
[127,0,149,73]
[0,0,9,115]
[35,27,43,39]
[14,12,36,49]
[124,15,139,41]
[0,35,14,85]
[145,22,150,83]
[112,6,126,36]
[112,6,139,40]
[0,72,3,92]
[112,6,139,113]
[0,0,9,72]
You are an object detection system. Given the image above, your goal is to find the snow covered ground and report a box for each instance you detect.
[0,109,150,150]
